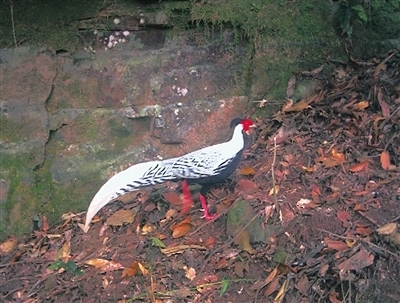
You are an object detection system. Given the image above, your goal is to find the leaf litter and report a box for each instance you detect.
[1,50,400,302]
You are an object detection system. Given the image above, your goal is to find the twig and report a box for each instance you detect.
[271,137,280,220]
[10,0,17,47]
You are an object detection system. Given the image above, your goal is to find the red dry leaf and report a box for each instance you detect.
[349,160,369,172]
[163,192,182,206]
[329,291,342,303]
[355,226,373,236]
[324,238,348,251]
[380,151,390,170]
[236,179,258,194]
[337,210,351,224]
[354,203,366,211]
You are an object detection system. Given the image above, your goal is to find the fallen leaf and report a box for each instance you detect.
[138,261,148,275]
[380,151,390,170]
[354,203,366,211]
[349,160,369,172]
[353,101,369,110]
[170,217,191,238]
[85,258,110,269]
[355,226,372,236]
[377,223,397,235]
[337,248,374,272]
[240,167,256,176]
[329,290,342,303]
[331,148,345,163]
[0,236,18,254]
[268,185,280,196]
[234,230,254,254]
[324,238,348,251]
[283,99,310,112]
[122,261,139,278]
[105,209,135,227]
[162,192,182,206]
[337,210,351,224]
[160,244,207,256]
[295,274,310,294]
[184,265,196,281]
[274,278,289,303]
[264,276,280,297]
[55,241,71,261]
[236,179,258,193]
[301,165,314,173]
[281,98,294,111]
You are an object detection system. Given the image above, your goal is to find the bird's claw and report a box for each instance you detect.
[202,211,217,221]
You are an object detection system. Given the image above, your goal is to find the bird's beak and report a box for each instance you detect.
[245,124,256,135]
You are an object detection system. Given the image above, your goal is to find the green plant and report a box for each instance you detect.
[332,1,368,37]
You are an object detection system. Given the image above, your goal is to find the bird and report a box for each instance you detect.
[84,118,255,230]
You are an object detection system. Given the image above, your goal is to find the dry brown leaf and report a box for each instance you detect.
[85,258,111,269]
[283,99,310,112]
[240,167,256,176]
[236,179,258,193]
[160,244,207,256]
[170,216,191,238]
[380,151,390,170]
[0,236,18,254]
[354,203,366,211]
[331,148,345,163]
[329,291,343,303]
[121,261,139,278]
[337,210,351,224]
[281,98,294,111]
[274,278,289,303]
[55,241,71,261]
[355,226,372,236]
[349,160,369,172]
[377,223,397,235]
[311,65,324,75]
[324,238,348,251]
[301,165,314,173]
[105,209,135,227]
[337,248,374,272]
[234,230,254,254]
[264,276,280,297]
[163,192,182,206]
[353,100,369,110]
[295,274,310,294]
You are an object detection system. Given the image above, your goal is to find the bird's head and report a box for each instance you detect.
[230,118,256,135]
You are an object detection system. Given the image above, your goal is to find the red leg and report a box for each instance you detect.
[199,194,217,220]
[180,180,193,215]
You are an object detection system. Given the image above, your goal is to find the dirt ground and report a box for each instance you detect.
[1,49,400,303]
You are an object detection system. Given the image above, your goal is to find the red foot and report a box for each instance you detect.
[199,194,217,220]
